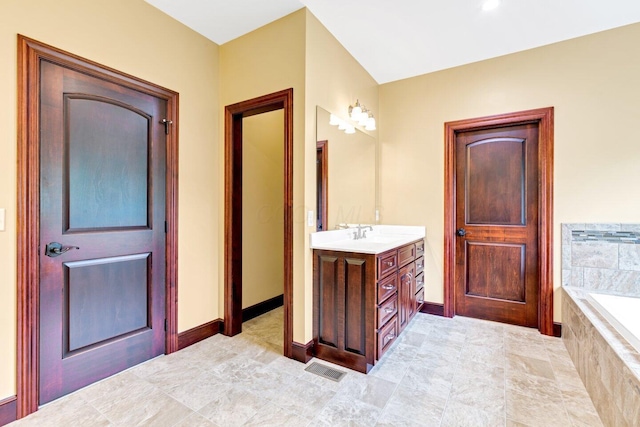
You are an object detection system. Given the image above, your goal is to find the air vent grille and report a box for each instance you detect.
[304,362,347,382]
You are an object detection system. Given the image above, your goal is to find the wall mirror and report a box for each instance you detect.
[316,106,377,231]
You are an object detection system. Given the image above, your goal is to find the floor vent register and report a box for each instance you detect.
[304,362,347,382]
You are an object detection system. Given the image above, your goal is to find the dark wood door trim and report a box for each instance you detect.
[316,140,328,231]
[224,89,294,358]
[16,35,179,418]
[444,107,554,335]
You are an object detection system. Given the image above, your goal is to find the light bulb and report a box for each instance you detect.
[329,114,340,126]
[365,116,376,131]
[358,110,368,126]
[345,125,356,134]
[338,120,347,130]
[351,101,362,119]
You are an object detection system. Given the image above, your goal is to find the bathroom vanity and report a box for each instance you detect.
[311,226,425,373]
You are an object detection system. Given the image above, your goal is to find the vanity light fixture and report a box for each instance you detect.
[348,99,376,131]
[328,101,377,134]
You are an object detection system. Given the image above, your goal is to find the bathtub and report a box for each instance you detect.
[588,292,640,354]
[562,287,640,425]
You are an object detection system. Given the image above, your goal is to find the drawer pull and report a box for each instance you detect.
[382,284,395,290]
[385,261,394,267]
[384,307,395,313]
[384,333,396,343]
[417,299,424,304]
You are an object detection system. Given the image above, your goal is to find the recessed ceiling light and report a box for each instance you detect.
[482,0,500,11]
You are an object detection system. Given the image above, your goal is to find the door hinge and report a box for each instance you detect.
[165,221,168,233]
[161,118,172,135]
[164,318,168,331]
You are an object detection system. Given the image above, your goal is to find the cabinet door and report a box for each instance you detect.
[313,250,376,373]
[398,262,416,331]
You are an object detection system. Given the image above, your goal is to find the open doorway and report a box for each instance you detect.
[223,89,293,358]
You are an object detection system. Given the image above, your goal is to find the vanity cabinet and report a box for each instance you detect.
[312,238,424,373]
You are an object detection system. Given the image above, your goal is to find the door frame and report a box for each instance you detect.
[224,89,294,358]
[316,140,328,232]
[16,36,179,417]
[443,107,554,335]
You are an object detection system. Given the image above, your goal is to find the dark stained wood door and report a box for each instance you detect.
[39,60,167,404]
[454,124,539,327]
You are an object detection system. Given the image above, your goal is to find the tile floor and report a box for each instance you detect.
[9,308,603,426]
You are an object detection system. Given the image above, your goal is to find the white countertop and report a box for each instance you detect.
[310,225,425,254]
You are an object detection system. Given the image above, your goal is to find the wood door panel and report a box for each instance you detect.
[65,95,150,231]
[454,124,539,328]
[65,254,150,353]
[465,242,525,302]
[466,138,525,225]
[398,262,415,331]
[317,255,339,348]
[39,59,166,405]
[344,258,366,355]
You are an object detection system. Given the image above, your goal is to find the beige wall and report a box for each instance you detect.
[242,111,285,308]
[304,10,379,338]
[219,9,308,342]
[379,23,640,322]
[0,0,220,400]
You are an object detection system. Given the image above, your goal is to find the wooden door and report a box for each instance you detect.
[454,124,539,327]
[39,60,167,404]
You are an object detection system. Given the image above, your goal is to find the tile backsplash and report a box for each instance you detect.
[562,223,640,296]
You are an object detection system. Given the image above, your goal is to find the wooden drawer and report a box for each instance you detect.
[377,250,398,280]
[377,315,398,360]
[415,256,424,275]
[377,273,398,304]
[398,243,416,267]
[415,240,425,257]
[377,293,398,328]
[415,287,425,312]
[415,272,424,292]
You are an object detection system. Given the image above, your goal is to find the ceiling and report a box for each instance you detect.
[145,0,640,84]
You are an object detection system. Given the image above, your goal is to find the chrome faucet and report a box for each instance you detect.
[353,224,374,240]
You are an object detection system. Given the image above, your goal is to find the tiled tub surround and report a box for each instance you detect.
[562,288,640,426]
[561,224,640,426]
[562,224,640,295]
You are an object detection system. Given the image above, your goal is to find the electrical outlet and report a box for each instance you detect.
[0,208,5,231]
[375,209,380,221]
[307,210,314,227]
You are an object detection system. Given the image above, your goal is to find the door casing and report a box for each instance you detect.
[316,140,328,232]
[16,35,179,417]
[443,107,554,335]
[224,89,294,358]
